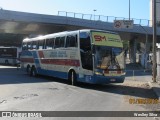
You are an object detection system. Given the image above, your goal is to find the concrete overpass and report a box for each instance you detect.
[0,9,160,65]
[0,9,159,41]
[0,10,160,34]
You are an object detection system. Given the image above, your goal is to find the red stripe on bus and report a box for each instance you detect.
[20,58,34,63]
[38,51,45,58]
[40,59,80,67]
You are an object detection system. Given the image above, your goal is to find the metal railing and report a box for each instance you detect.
[125,69,152,81]
[58,11,152,27]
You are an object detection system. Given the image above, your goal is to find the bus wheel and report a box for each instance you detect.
[68,70,77,86]
[30,67,37,77]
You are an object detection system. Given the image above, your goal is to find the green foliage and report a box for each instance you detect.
[123,40,129,50]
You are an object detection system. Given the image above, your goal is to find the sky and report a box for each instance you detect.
[0,0,150,20]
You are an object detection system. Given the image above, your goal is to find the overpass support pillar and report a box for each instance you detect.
[130,39,137,63]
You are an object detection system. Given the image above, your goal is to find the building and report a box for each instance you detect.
[150,0,160,26]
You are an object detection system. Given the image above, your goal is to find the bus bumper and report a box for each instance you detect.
[78,74,125,84]
[94,75,125,84]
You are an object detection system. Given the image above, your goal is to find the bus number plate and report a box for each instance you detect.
[109,71,117,74]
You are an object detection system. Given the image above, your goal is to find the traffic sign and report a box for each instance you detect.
[114,20,134,29]
[114,21,121,28]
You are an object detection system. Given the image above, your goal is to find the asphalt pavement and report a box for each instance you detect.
[0,65,159,120]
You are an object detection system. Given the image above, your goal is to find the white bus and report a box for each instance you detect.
[0,47,21,65]
[20,29,125,85]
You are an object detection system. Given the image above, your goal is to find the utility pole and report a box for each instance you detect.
[93,9,97,21]
[152,0,157,82]
[129,0,130,20]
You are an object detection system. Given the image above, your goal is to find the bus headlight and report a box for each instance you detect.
[95,72,103,75]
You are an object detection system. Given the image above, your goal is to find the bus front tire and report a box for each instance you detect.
[68,70,77,86]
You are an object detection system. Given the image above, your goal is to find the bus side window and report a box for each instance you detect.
[46,38,54,49]
[59,37,65,48]
[80,32,91,52]
[66,35,77,47]
[32,41,37,50]
[54,37,60,48]
[38,40,45,50]
[54,37,65,48]
[27,42,32,50]
[80,32,92,70]
[22,42,27,50]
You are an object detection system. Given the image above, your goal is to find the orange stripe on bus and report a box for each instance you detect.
[38,51,45,58]
[20,58,34,63]
[40,59,80,67]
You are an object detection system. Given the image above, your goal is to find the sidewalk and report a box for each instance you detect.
[126,62,160,100]
[148,81,160,100]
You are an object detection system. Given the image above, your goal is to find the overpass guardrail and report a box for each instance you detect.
[58,11,152,27]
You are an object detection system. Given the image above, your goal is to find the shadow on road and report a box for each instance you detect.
[77,83,157,99]
[0,67,57,84]
[0,66,157,99]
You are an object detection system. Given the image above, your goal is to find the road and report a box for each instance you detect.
[0,65,159,120]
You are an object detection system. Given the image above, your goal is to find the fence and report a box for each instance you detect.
[58,11,152,27]
[125,70,152,81]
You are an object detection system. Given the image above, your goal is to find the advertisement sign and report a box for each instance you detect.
[91,32,123,47]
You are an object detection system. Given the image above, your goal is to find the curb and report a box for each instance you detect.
[148,82,160,100]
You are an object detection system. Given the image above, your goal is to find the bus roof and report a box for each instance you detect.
[23,29,118,42]
[80,29,118,34]
[0,46,19,48]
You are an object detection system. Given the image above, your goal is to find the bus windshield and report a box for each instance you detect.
[95,46,125,70]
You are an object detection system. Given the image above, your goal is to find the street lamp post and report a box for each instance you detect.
[129,0,130,20]
[152,0,157,82]
[93,9,97,21]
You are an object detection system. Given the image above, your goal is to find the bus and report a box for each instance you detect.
[0,47,21,65]
[20,29,125,85]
